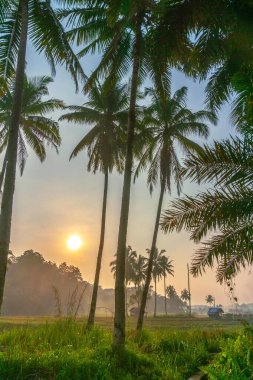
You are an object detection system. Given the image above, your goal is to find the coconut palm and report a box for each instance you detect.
[166,285,185,313]
[206,295,215,307]
[0,75,63,191]
[59,0,197,349]
[132,254,148,308]
[148,248,174,317]
[159,254,174,315]
[136,75,217,330]
[150,248,163,317]
[60,78,129,328]
[110,246,137,315]
[181,289,190,314]
[161,137,253,283]
[0,0,85,310]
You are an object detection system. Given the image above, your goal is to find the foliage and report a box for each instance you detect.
[134,75,216,194]
[181,289,190,302]
[161,137,253,283]
[204,325,253,379]
[3,250,89,316]
[150,249,174,284]
[110,246,139,287]
[0,0,85,87]
[206,295,215,306]
[60,77,129,174]
[0,320,231,380]
[0,75,63,180]
[181,1,253,133]
[166,286,186,314]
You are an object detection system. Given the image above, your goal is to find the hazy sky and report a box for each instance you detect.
[8,40,253,307]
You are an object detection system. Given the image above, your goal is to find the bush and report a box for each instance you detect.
[204,325,253,379]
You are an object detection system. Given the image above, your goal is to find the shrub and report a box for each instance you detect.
[204,325,253,379]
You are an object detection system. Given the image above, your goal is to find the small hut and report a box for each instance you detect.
[207,307,224,318]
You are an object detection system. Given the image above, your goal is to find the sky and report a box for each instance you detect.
[7,39,253,308]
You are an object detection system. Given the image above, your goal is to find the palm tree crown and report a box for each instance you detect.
[0,75,63,177]
[135,74,217,193]
[60,78,129,174]
[0,0,84,85]
[206,295,215,306]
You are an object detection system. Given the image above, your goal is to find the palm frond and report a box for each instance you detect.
[0,2,21,78]
[70,124,101,160]
[29,0,86,90]
[181,137,253,187]
[59,106,102,124]
[161,185,253,242]
[17,131,28,175]
[191,220,253,282]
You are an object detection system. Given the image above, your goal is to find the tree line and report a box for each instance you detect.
[0,0,253,353]
[3,249,189,317]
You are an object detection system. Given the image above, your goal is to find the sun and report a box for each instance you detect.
[67,235,82,251]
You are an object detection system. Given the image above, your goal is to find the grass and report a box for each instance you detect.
[203,323,253,379]
[0,314,246,331]
[0,317,240,380]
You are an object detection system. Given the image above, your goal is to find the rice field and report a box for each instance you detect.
[0,315,249,379]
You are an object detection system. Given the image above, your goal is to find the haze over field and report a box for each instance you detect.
[7,45,252,307]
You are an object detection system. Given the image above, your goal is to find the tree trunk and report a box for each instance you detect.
[137,283,140,308]
[187,263,191,316]
[164,274,167,315]
[125,280,128,317]
[154,276,157,317]
[137,181,166,330]
[0,151,8,193]
[113,16,143,350]
[0,0,28,311]
[86,168,108,329]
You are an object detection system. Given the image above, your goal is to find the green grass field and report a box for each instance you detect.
[0,316,250,379]
[0,314,247,330]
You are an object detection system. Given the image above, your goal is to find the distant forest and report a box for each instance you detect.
[3,250,188,316]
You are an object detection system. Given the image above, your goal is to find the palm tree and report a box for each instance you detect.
[136,75,217,330]
[0,0,85,310]
[149,248,163,317]
[149,248,174,317]
[101,1,158,349]
[0,75,63,192]
[166,285,177,300]
[161,137,253,283]
[206,295,215,307]
[159,254,174,315]
[59,0,199,349]
[181,289,190,314]
[60,78,128,328]
[110,246,137,315]
[132,254,148,308]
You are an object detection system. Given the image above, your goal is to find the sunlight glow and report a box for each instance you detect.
[67,235,82,251]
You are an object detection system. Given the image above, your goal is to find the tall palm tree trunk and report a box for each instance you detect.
[87,167,108,328]
[0,0,28,311]
[125,279,128,317]
[0,151,8,193]
[164,274,167,315]
[137,283,140,308]
[113,16,143,350]
[137,181,166,331]
[154,275,157,317]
